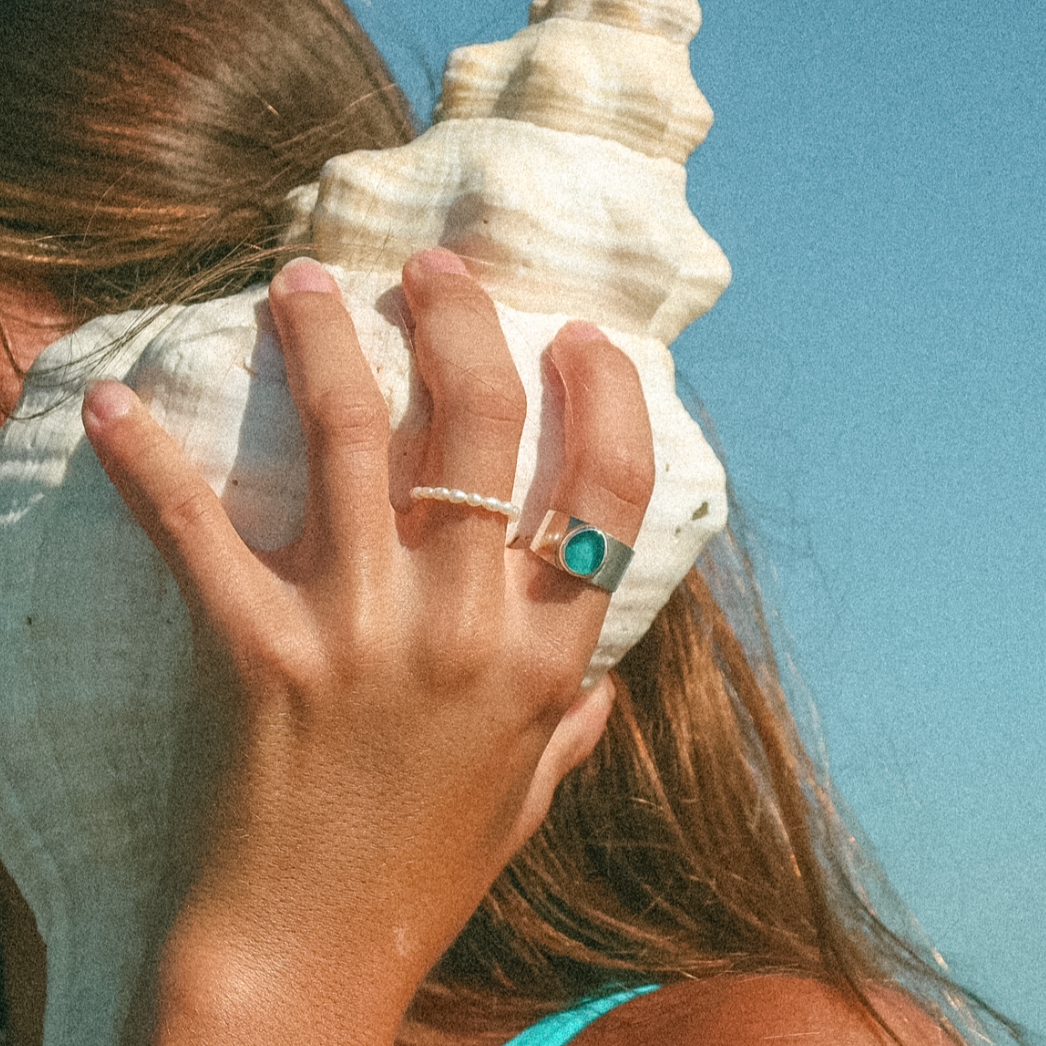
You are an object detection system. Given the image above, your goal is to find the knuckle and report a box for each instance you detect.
[158,484,218,544]
[483,643,580,732]
[532,658,580,708]
[522,631,588,698]
[243,605,393,706]
[244,627,325,697]
[323,595,405,679]
[439,360,527,434]
[306,384,388,454]
[334,614,396,678]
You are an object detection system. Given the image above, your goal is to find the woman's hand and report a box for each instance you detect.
[81,250,655,1046]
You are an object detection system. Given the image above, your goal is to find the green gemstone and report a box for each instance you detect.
[562,528,606,576]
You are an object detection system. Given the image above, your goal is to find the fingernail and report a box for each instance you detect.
[276,256,338,294]
[563,322,606,343]
[414,248,469,276]
[83,380,136,425]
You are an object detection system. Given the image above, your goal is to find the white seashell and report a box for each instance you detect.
[0,2,730,1044]
[530,0,703,42]
[436,8,712,163]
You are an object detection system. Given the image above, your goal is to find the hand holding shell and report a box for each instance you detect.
[0,3,729,1043]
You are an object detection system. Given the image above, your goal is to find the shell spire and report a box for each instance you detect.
[439,0,710,163]
[530,0,702,41]
[287,0,730,344]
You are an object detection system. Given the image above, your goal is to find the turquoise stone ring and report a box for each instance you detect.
[530,511,635,593]
[562,526,607,576]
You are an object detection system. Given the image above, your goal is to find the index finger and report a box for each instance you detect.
[519,322,655,649]
[544,324,653,550]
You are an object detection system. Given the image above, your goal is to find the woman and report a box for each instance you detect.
[0,1,1028,1045]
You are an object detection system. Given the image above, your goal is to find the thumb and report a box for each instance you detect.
[502,675,615,857]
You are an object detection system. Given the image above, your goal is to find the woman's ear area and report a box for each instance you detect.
[1,275,76,423]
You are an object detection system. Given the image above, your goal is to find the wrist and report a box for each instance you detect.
[151,908,415,1046]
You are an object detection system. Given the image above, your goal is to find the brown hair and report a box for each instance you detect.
[403,524,1026,1045]
[0,4,1027,1046]
[0,0,415,321]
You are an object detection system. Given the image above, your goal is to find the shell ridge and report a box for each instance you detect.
[436,19,712,162]
[528,0,703,43]
[309,117,728,340]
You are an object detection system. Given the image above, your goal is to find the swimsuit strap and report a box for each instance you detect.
[503,985,661,1046]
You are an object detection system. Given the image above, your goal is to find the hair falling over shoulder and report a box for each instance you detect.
[403,522,1029,1046]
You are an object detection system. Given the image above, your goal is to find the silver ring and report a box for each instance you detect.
[529,511,634,593]
[410,486,521,522]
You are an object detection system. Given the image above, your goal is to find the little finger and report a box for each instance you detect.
[501,676,616,858]
[82,380,265,633]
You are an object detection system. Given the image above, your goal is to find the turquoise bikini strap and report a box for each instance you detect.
[503,985,661,1046]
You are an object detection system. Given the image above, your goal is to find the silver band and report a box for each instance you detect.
[410,486,521,522]
[529,511,634,593]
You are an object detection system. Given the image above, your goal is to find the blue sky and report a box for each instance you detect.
[348,0,1046,1035]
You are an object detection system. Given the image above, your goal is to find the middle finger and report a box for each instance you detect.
[402,250,526,579]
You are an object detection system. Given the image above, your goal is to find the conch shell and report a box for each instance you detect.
[0,1,729,1043]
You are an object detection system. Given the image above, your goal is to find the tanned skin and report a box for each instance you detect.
[0,262,947,1046]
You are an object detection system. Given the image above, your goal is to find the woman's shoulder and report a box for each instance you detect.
[568,974,951,1046]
